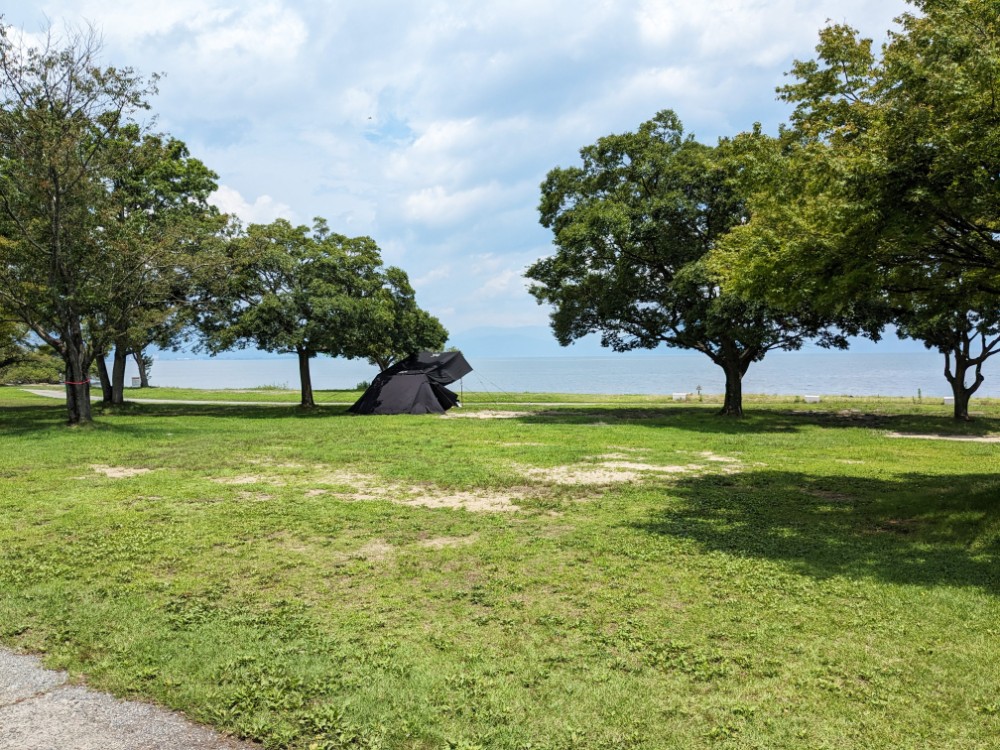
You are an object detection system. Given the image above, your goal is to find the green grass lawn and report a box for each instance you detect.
[1,387,998,749]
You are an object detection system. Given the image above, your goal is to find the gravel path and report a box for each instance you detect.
[0,649,254,750]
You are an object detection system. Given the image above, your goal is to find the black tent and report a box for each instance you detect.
[348,351,473,415]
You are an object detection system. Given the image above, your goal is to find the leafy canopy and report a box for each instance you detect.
[526,111,851,416]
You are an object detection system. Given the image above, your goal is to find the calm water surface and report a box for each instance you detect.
[129,351,1000,399]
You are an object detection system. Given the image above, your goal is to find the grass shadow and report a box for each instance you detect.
[631,468,1000,593]
[517,405,1000,436]
[0,400,357,437]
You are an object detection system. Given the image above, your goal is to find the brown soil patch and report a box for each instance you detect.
[399,491,520,512]
[309,470,522,512]
[444,410,530,419]
[600,460,695,472]
[212,474,286,486]
[418,535,478,550]
[520,462,700,485]
[90,465,152,479]
[304,489,328,497]
[886,432,1000,443]
[349,539,395,561]
[519,453,742,486]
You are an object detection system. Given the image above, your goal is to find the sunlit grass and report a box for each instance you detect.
[1,389,998,749]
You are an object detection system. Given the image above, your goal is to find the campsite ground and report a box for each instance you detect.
[1,386,998,749]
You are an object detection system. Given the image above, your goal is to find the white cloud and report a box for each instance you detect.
[475,269,523,299]
[413,265,452,288]
[209,185,294,224]
[4,0,913,347]
[191,2,306,63]
[403,182,506,227]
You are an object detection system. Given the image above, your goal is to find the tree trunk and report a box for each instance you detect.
[944,352,983,421]
[718,358,744,417]
[714,342,753,418]
[62,338,92,426]
[111,342,128,405]
[133,350,150,387]
[297,347,315,408]
[95,355,113,404]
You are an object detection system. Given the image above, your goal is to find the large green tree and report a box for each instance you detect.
[195,218,388,407]
[93,128,220,405]
[526,111,850,417]
[895,282,1000,419]
[716,1,1000,417]
[0,24,158,423]
[359,266,448,372]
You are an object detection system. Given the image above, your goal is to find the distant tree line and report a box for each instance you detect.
[0,24,445,424]
[527,0,1000,419]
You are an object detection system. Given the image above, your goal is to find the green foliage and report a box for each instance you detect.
[715,1,1000,417]
[95,128,221,364]
[0,23,190,423]
[360,266,448,372]
[526,111,850,416]
[196,218,442,405]
[198,218,384,359]
[0,353,61,384]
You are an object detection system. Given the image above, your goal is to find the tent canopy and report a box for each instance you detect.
[348,351,473,415]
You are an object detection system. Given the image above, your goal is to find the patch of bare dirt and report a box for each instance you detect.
[212,474,286,486]
[886,432,1000,443]
[304,489,328,497]
[398,491,521,512]
[444,410,530,419]
[349,539,395,561]
[600,460,695,472]
[308,470,523,512]
[518,453,743,486]
[520,462,700,485]
[418,535,478,550]
[90,465,152,479]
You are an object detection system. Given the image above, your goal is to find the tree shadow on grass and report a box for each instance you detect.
[631,469,1000,593]
[518,406,1000,437]
[5,399,999,440]
[0,401,356,436]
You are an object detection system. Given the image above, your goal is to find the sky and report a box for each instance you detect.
[5,1,915,353]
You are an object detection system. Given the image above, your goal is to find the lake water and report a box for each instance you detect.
[128,351,1000,399]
